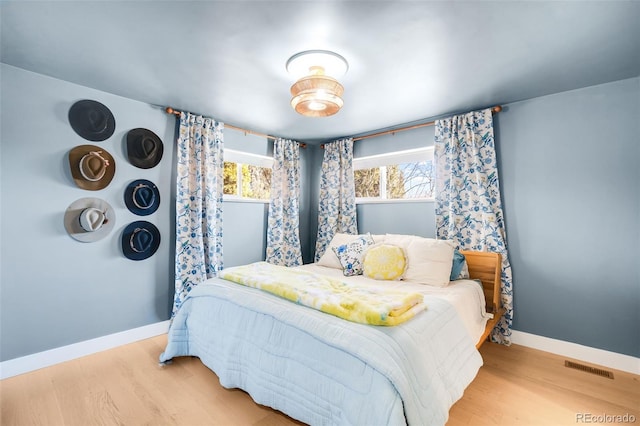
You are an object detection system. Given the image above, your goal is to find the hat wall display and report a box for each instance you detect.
[68,145,116,190]
[126,128,164,169]
[64,198,115,243]
[124,179,160,216]
[68,100,116,142]
[122,221,161,261]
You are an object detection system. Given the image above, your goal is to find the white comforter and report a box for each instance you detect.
[160,265,485,425]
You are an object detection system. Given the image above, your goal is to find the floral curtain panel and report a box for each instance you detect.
[265,138,303,267]
[434,108,513,344]
[314,138,358,262]
[173,112,224,316]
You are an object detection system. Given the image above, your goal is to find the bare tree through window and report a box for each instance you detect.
[354,148,434,201]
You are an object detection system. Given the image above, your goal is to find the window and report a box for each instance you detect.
[223,149,273,202]
[353,147,434,203]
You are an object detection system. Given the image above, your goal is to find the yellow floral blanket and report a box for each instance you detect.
[219,262,425,326]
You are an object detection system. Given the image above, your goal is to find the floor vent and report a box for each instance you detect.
[564,360,614,379]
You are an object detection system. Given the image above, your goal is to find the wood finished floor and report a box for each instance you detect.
[1,334,638,426]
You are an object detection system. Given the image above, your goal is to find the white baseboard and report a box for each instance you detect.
[510,330,640,375]
[0,320,170,380]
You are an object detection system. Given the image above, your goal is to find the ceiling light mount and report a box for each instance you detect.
[286,50,348,118]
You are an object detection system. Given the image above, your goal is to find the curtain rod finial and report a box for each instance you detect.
[492,105,503,113]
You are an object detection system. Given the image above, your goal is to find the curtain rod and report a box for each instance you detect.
[166,104,502,148]
[165,107,307,148]
[352,105,503,141]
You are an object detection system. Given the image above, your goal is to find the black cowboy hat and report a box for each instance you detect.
[126,128,164,169]
[68,100,116,141]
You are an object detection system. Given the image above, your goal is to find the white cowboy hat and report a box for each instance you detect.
[64,197,115,242]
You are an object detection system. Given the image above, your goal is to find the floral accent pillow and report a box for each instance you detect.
[332,233,374,276]
[363,244,407,280]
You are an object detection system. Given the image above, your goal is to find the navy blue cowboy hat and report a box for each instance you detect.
[126,128,164,169]
[68,100,116,142]
[121,221,161,261]
[124,179,160,216]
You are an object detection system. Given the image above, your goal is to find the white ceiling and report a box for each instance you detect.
[2,1,639,144]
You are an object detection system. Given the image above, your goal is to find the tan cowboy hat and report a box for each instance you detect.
[68,145,116,190]
[64,197,116,243]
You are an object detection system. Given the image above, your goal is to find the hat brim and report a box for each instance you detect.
[121,221,161,261]
[68,145,116,191]
[126,128,164,169]
[69,100,116,142]
[64,198,116,243]
[124,179,160,216]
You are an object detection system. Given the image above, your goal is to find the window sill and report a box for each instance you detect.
[356,198,435,204]
[224,196,269,204]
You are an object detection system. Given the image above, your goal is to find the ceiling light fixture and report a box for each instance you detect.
[286,50,348,118]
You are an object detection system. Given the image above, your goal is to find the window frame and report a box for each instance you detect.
[224,149,273,203]
[353,147,435,204]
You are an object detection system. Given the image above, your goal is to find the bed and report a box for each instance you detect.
[160,234,503,426]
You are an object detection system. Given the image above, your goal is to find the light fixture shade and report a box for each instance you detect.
[290,75,344,117]
[286,50,348,117]
[286,50,348,80]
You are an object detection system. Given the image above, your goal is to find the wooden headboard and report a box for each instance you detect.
[461,250,503,347]
[460,250,502,315]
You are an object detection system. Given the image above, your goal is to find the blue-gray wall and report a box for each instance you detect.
[0,64,310,362]
[1,64,175,361]
[496,77,639,358]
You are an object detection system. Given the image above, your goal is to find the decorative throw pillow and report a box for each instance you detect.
[317,233,385,269]
[450,249,467,281]
[363,244,407,280]
[317,233,359,269]
[332,234,374,276]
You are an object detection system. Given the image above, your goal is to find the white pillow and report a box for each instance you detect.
[317,233,384,269]
[384,234,455,287]
[383,234,413,250]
